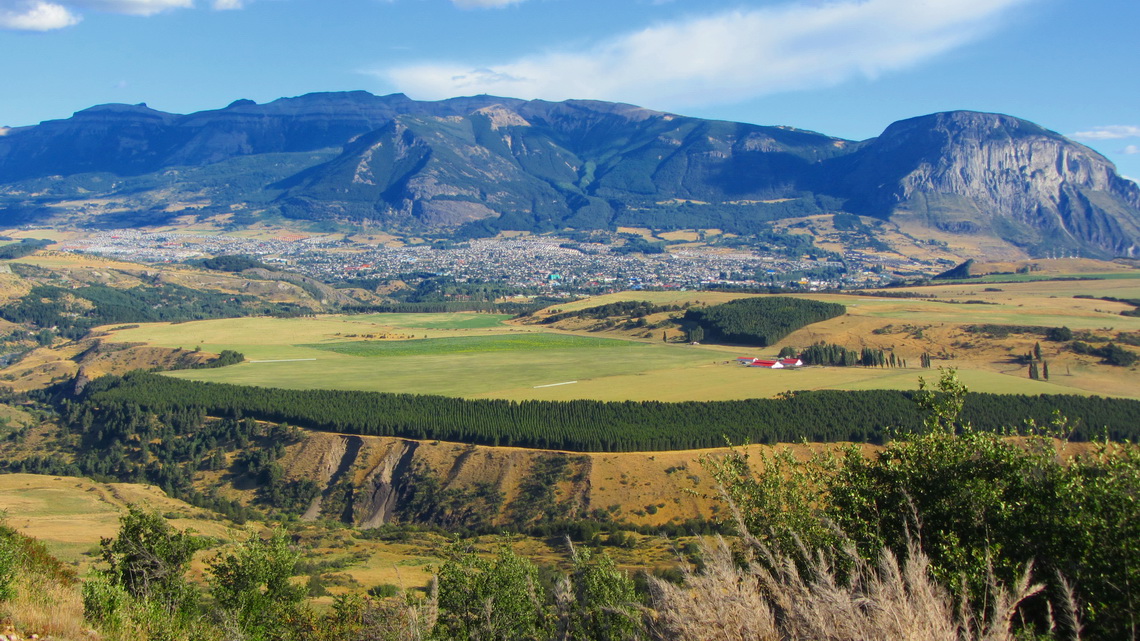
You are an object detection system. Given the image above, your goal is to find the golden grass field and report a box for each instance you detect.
[0,474,249,570]
[91,274,1140,401]
[0,473,449,593]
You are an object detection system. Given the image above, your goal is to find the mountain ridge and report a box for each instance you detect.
[1,92,1138,259]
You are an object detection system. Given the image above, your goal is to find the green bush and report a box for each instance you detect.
[367,583,400,598]
[208,530,307,641]
[705,369,1140,640]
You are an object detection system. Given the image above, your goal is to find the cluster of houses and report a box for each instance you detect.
[736,356,804,369]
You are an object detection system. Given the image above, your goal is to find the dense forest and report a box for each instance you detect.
[70,372,1140,452]
[683,296,846,346]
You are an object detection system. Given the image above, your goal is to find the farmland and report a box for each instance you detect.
[93,274,1140,402]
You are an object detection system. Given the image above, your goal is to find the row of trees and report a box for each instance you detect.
[791,342,907,368]
[76,371,1140,452]
[539,301,680,325]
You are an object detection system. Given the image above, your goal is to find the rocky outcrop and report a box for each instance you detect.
[298,434,356,521]
[834,112,1140,257]
[353,440,418,528]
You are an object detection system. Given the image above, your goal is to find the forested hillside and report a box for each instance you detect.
[684,296,846,346]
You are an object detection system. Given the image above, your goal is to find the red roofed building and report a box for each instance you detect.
[750,359,784,368]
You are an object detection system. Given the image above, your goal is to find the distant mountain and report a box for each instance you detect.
[826,111,1140,257]
[2,92,1138,258]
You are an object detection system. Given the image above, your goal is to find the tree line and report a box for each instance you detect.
[0,283,306,340]
[539,301,681,325]
[790,342,905,368]
[74,372,1140,452]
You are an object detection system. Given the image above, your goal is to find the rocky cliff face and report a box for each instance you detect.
[2,93,1139,258]
[834,112,1140,257]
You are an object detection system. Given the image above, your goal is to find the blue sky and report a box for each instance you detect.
[2,0,1138,181]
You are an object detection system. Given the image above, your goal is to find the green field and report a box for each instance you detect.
[345,313,512,329]
[100,283,1140,401]
[104,314,714,398]
[303,333,635,357]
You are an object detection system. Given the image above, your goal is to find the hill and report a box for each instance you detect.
[1,93,1138,258]
[0,251,388,390]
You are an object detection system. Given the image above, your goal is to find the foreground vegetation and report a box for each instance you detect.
[703,370,1140,641]
[3,372,1135,641]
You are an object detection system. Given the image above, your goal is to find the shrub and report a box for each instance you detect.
[701,369,1140,640]
[208,530,307,640]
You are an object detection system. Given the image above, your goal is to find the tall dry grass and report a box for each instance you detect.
[3,574,93,640]
[647,533,1044,641]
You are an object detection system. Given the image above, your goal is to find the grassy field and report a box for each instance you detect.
[106,314,714,397]
[0,474,250,569]
[99,278,1140,401]
[300,332,626,357]
[0,470,704,596]
[0,474,445,593]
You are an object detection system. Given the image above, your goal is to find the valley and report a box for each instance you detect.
[89,273,1140,401]
[0,94,1139,639]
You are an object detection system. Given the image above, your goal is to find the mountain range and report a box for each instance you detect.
[1,91,1138,258]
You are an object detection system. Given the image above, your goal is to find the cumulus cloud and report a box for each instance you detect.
[0,1,81,30]
[0,0,246,29]
[1070,125,1140,141]
[1123,145,1140,155]
[451,0,526,7]
[378,0,1035,108]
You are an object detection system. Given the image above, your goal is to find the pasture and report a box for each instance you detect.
[100,277,1140,401]
[0,474,249,569]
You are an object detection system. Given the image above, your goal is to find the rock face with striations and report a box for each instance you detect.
[833,111,1140,257]
[2,92,1139,258]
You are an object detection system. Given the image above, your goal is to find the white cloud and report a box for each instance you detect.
[1123,145,1140,155]
[0,0,248,29]
[1070,125,1140,141]
[451,0,526,7]
[69,0,191,16]
[0,1,81,30]
[378,0,1034,108]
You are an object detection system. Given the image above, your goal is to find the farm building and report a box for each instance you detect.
[750,359,784,368]
[738,356,802,368]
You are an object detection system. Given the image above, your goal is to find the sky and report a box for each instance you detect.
[1,0,1138,181]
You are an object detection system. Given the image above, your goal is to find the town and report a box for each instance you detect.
[58,229,938,293]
